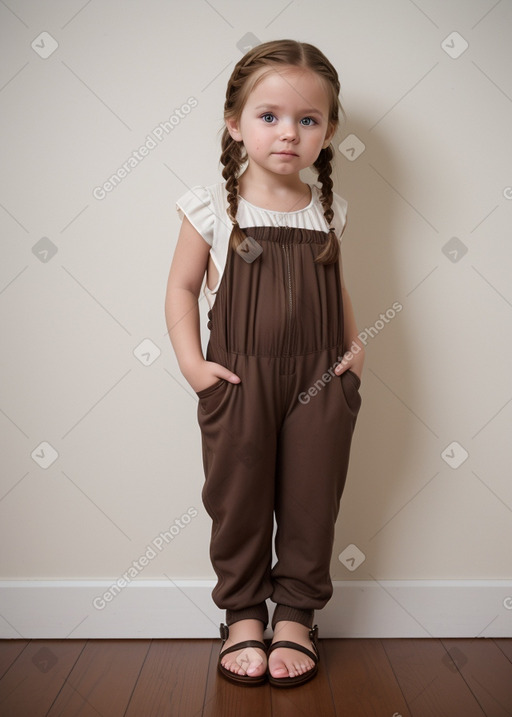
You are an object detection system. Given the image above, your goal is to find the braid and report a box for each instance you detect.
[220,134,247,252]
[314,145,340,265]
[220,39,345,261]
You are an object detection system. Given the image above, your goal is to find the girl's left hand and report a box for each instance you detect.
[335,348,365,381]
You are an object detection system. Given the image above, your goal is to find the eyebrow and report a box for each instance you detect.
[254,103,324,117]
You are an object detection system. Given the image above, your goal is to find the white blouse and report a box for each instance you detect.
[176,180,348,308]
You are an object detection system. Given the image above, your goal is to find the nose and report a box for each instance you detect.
[279,119,298,141]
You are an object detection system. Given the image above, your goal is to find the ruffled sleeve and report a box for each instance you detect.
[332,191,348,242]
[175,185,215,247]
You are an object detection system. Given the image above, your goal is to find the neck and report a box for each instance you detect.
[237,165,306,197]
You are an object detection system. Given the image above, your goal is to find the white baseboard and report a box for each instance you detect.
[1,580,511,639]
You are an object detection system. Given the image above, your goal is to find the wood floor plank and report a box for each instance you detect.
[268,640,336,717]
[0,639,86,717]
[382,638,486,717]
[441,638,512,717]
[322,638,411,716]
[493,638,512,664]
[202,639,272,717]
[46,639,150,716]
[1,637,510,716]
[0,640,30,679]
[125,639,211,716]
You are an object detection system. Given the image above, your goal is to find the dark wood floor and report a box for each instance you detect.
[1,637,511,716]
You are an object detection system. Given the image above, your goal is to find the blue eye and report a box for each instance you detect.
[261,113,275,123]
[301,117,316,126]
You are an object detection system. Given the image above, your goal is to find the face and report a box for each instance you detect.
[225,65,335,177]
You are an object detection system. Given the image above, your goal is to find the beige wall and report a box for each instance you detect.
[1,0,511,596]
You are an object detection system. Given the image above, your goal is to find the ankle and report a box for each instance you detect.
[272,620,317,649]
[274,620,308,629]
[226,619,264,640]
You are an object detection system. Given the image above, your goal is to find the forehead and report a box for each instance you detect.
[247,65,330,113]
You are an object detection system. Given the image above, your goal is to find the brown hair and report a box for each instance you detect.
[219,39,345,264]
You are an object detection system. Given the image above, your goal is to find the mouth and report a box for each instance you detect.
[274,152,298,157]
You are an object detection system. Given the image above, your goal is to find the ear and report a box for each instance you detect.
[322,122,336,149]
[225,117,243,142]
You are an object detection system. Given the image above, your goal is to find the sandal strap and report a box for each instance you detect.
[220,639,267,657]
[309,624,319,650]
[267,640,318,663]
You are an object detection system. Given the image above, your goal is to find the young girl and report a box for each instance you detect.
[165,39,364,687]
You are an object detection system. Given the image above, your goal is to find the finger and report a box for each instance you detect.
[213,364,241,384]
[334,360,350,375]
[224,371,241,384]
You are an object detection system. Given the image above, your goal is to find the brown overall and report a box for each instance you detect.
[195,225,361,630]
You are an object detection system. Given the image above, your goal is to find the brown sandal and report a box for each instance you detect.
[217,623,268,686]
[267,624,319,688]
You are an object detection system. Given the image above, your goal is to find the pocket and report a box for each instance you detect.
[345,369,361,390]
[340,369,362,414]
[195,378,228,414]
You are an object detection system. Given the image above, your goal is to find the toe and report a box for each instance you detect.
[222,654,243,675]
[272,666,289,678]
[221,657,231,672]
[269,653,287,678]
[269,649,315,679]
[246,660,264,676]
[222,646,266,678]
[223,657,239,674]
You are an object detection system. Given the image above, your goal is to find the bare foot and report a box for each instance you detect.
[268,621,316,679]
[220,619,267,677]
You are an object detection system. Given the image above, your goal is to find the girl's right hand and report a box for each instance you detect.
[186,360,241,395]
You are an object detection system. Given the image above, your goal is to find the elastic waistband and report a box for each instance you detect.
[242,225,329,245]
[209,341,344,360]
